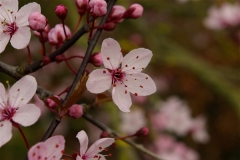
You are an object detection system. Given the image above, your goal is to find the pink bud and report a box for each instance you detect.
[75,0,89,15]
[48,24,71,46]
[103,22,116,31]
[55,4,68,20]
[68,104,83,119]
[135,127,149,137]
[89,52,103,67]
[89,0,107,17]
[33,24,50,42]
[124,3,143,19]
[107,5,126,23]
[28,12,47,32]
[46,95,61,108]
[100,131,109,138]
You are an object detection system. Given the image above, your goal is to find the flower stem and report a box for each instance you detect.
[62,20,68,40]
[73,15,82,34]
[16,124,30,150]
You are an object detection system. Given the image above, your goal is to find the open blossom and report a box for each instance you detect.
[86,38,156,112]
[76,130,114,160]
[0,75,41,148]
[28,135,65,160]
[0,0,41,53]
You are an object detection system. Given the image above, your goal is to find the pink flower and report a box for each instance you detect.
[89,52,103,67]
[107,5,126,23]
[28,12,47,32]
[55,4,68,20]
[124,4,143,19]
[0,75,41,147]
[0,0,41,53]
[76,130,114,160]
[75,0,89,15]
[28,135,65,160]
[48,24,71,46]
[89,0,107,17]
[86,38,156,112]
[68,104,83,119]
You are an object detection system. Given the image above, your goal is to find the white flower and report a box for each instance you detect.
[76,130,114,160]
[86,38,156,112]
[0,0,40,53]
[0,75,40,147]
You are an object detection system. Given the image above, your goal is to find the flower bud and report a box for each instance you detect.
[75,0,89,15]
[89,52,103,67]
[48,24,71,46]
[124,3,143,19]
[100,131,109,138]
[33,24,50,42]
[28,12,47,32]
[68,104,83,119]
[107,5,126,23]
[89,0,107,17]
[103,22,116,31]
[135,127,149,137]
[55,4,68,20]
[46,95,61,108]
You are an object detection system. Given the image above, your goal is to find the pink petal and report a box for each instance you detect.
[123,73,156,96]
[10,26,31,49]
[28,142,47,160]
[45,135,65,160]
[112,83,132,112]
[76,156,83,160]
[12,104,40,127]
[0,83,7,110]
[0,35,10,53]
[0,121,12,148]
[86,138,114,157]
[9,75,37,108]
[76,130,89,157]
[101,38,123,69]
[0,0,18,22]
[16,2,41,27]
[121,48,152,73]
[86,69,112,94]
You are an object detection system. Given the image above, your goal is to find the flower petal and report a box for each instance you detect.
[0,121,12,148]
[45,135,65,160]
[76,130,89,157]
[86,138,114,157]
[0,35,10,53]
[0,83,7,110]
[123,73,156,96]
[9,75,37,108]
[10,26,31,49]
[0,0,18,22]
[12,104,40,127]
[76,156,83,160]
[16,2,41,27]
[112,83,132,112]
[101,38,123,69]
[28,142,47,160]
[121,48,152,73]
[86,69,112,94]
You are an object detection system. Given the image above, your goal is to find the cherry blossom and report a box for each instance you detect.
[28,135,65,160]
[0,0,41,53]
[76,130,114,160]
[86,38,156,112]
[0,75,40,148]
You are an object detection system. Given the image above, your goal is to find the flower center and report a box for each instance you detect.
[1,106,16,120]
[2,22,18,36]
[111,68,125,84]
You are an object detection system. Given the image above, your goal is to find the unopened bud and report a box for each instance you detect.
[135,127,149,137]
[33,24,50,42]
[75,0,89,15]
[55,4,68,20]
[124,3,143,19]
[100,132,109,138]
[103,22,116,31]
[89,52,103,67]
[68,104,83,119]
[28,12,47,32]
[89,0,107,17]
[107,5,126,23]
[48,24,71,46]
[46,95,61,108]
